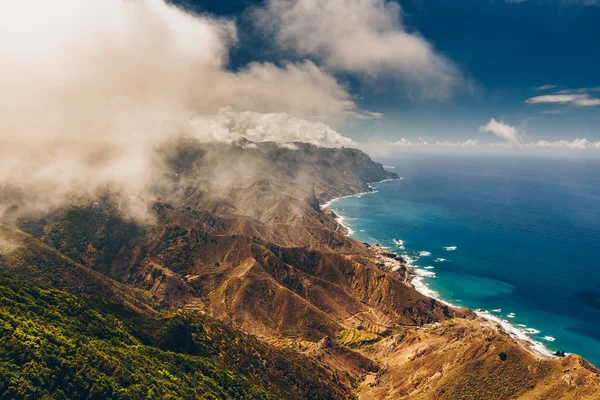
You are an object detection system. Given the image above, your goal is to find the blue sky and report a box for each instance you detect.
[175,0,600,149]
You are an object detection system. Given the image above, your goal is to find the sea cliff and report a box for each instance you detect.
[1,139,598,399]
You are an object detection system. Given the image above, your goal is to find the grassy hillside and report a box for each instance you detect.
[0,274,350,400]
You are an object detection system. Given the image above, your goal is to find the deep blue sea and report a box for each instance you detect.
[326,153,600,366]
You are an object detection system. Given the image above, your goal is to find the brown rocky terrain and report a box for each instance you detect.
[4,139,600,399]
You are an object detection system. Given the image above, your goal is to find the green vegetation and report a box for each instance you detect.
[337,329,379,348]
[41,205,142,275]
[0,274,348,399]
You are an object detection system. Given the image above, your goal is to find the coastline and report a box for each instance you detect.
[321,178,558,361]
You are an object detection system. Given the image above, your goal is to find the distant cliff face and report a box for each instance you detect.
[166,139,398,210]
[3,140,599,399]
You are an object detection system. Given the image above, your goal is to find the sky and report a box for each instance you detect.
[173,0,600,152]
[0,0,599,159]
[0,0,597,221]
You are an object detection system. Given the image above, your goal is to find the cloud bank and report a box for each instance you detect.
[253,0,461,98]
[390,119,600,151]
[0,0,363,222]
[390,137,600,150]
[188,108,357,147]
[0,1,359,142]
[531,138,600,149]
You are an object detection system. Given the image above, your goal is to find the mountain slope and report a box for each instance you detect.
[358,318,600,399]
[4,140,600,399]
[0,224,155,316]
[0,274,351,399]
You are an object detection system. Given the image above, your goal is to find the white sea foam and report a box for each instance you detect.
[476,310,556,358]
[492,309,502,313]
[435,258,446,262]
[402,255,414,266]
[523,328,541,334]
[322,177,397,230]
[322,188,380,235]
[393,239,405,250]
[374,178,396,184]
[335,215,354,235]
[444,246,457,251]
[424,266,435,270]
[321,189,373,209]
[418,251,432,256]
[411,276,442,299]
[507,312,516,318]
[544,336,556,342]
[415,269,436,278]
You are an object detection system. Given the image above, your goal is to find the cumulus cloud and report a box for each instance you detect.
[478,118,523,147]
[253,0,461,98]
[0,0,361,222]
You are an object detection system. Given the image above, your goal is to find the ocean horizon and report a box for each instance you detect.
[325,153,600,367]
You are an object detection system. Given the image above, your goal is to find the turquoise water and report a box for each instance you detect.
[327,154,600,366]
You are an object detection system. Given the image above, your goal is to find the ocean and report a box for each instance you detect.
[325,153,600,366]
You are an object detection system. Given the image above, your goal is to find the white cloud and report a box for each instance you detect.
[478,118,523,147]
[388,136,600,151]
[0,0,363,221]
[188,108,357,147]
[526,94,600,107]
[540,109,570,115]
[534,84,558,91]
[0,0,361,146]
[528,139,600,150]
[390,137,429,147]
[391,118,600,152]
[435,140,481,147]
[389,138,481,148]
[555,87,600,94]
[253,0,461,98]
[277,142,301,150]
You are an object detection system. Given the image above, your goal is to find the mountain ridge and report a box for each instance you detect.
[2,140,599,399]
